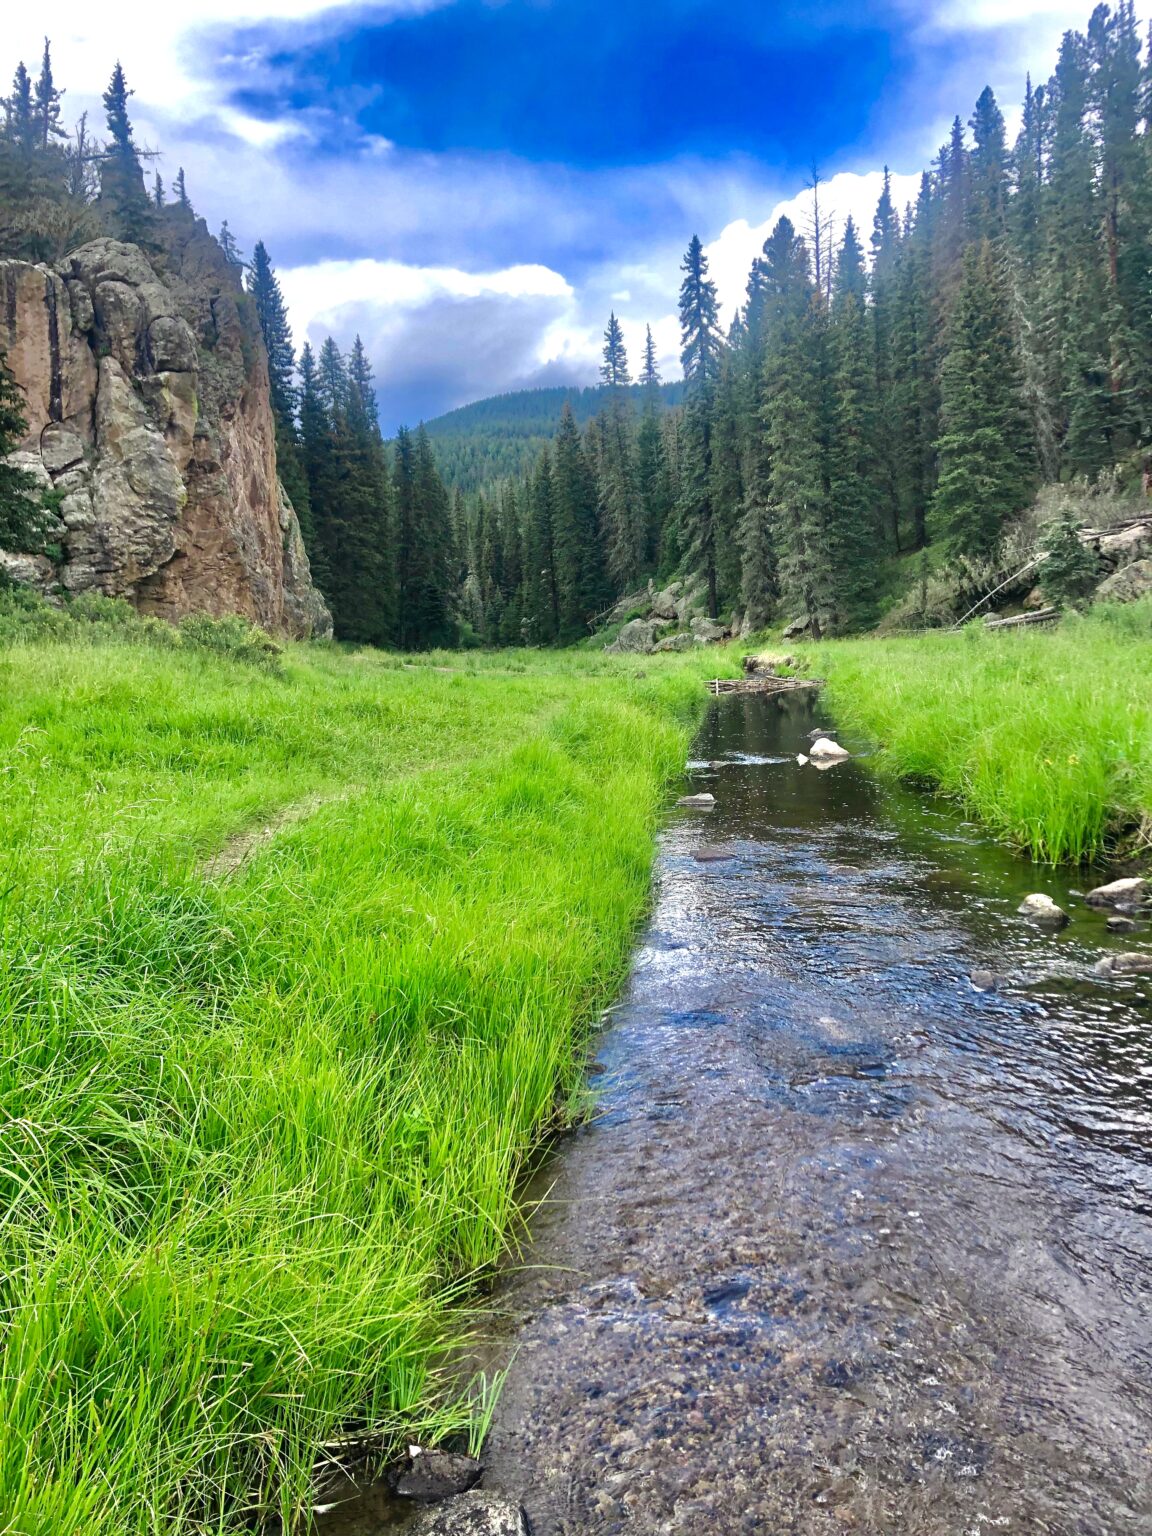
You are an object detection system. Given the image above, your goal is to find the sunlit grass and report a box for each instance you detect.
[0,634,735,1533]
[807,600,1152,864]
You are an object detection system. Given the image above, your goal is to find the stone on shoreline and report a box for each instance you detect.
[395,1448,484,1501]
[408,1491,530,1534]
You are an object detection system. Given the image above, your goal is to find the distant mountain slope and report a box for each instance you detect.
[423,381,684,493]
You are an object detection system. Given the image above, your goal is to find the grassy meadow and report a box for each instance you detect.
[806,600,1152,865]
[0,621,732,1534]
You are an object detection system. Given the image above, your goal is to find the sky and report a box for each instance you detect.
[7,0,1101,429]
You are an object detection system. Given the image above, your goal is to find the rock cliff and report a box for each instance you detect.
[0,220,330,637]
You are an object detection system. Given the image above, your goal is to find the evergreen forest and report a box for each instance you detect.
[5,4,1152,645]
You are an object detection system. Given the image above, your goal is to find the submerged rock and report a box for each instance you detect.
[678,793,716,808]
[1107,914,1138,933]
[1094,951,1152,977]
[395,1449,484,1501]
[408,1491,529,1535]
[1085,876,1147,908]
[1017,893,1069,927]
[970,970,1009,992]
[693,844,736,862]
[808,737,850,762]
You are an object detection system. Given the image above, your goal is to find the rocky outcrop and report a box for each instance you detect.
[605,617,662,654]
[1,227,330,637]
[1095,556,1152,605]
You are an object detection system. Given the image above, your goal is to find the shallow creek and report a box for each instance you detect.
[330,692,1152,1534]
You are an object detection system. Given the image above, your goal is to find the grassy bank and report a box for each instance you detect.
[806,600,1152,864]
[0,626,729,1533]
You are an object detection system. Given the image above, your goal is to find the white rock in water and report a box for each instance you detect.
[678,793,716,807]
[808,737,850,761]
[796,753,809,765]
[1094,951,1152,977]
[1085,876,1147,907]
[1017,893,1069,927]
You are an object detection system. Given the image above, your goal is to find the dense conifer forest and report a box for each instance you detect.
[4,3,1152,646]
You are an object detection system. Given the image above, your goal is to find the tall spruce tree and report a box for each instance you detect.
[551,403,606,638]
[98,63,155,247]
[931,241,1036,559]
[678,234,724,615]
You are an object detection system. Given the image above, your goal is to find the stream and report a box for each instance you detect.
[331,691,1152,1534]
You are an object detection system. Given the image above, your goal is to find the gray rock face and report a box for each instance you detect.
[605,618,661,654]
[408,1491,529,1535]
[1085,876,1146,907]
[1095,557,1152,605]
[652,631,692,652]
[0,231,329,637]
[690,616,729,643]
[1017,893,1069,927]
[782,615,811,639]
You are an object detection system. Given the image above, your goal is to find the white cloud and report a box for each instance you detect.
[704,168,923,322]
[4,2,449,113]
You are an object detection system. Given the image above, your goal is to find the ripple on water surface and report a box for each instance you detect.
[325,692,1152,1536]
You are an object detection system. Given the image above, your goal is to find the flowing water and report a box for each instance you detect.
[328,692,1152,1535]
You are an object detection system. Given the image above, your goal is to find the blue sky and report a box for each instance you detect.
[10,0,1096,428]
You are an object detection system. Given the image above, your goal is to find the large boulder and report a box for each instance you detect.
[1096,522,1152,566]
[605,618,660,654]
[650,582,681,620]
[652,631,692,652]
[782,615,811,639]
[690,615,730,643]
[408,1492,530,1535]
[0,231,329,638]
[1094,951,1152,977]
[1095,557,1152,605]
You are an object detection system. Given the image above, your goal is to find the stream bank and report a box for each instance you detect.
[326,689,1152,1535]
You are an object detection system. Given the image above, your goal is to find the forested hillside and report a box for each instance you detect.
[450,0,1152,645]
[4,2,1152,651]
[424,381,685,492]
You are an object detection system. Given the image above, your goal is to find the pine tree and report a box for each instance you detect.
[969,86,1009,240]
[153,172,164,207]
[173,166,191,212]
[4,64,35,157]
[64,112,99,204]
[218,220,243,269]
[32,40,65,152]
[98,63,155,247]
[678,235,724,615]
[601,313,632,388]
[826,219,882,626]
[931,241,1036,559]
[551,404,606,638]
[247,242,298,429]
[523,447,560,643]
[636,329,669,568]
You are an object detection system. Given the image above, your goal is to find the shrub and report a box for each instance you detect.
[177,612,283,671]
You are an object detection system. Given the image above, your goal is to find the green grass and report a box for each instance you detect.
[806,600,1152,865]
[0,629,735,1534]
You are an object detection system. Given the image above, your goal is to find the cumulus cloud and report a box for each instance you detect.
[4,0,1110,422]
[278,257,583,427]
